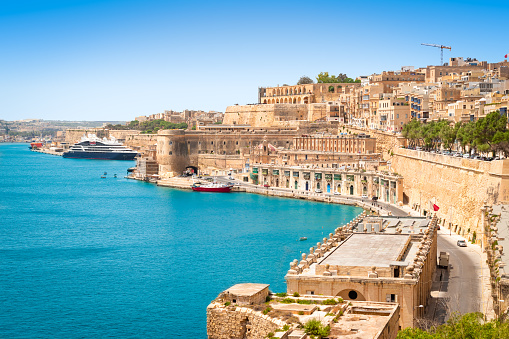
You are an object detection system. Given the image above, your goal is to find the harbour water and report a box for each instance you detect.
[0,143,362,338]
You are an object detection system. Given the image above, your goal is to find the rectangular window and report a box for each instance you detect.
[386,294,397,302]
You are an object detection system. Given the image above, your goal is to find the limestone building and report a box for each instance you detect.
[250,164,403,202]
[285,214,439,329]
[293,134,376,154]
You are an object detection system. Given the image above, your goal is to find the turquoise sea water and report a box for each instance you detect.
[0,143,362,338]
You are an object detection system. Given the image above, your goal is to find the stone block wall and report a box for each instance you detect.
[207,303,287,339]
[392,148,509,237]
[224,104,309,127]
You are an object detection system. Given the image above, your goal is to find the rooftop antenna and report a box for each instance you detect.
[421,43,452,65]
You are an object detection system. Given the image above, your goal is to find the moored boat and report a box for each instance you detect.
[191,183,231,193]
[63,134,138,160]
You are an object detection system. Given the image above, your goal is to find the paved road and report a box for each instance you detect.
[425,230,484,326]
[217,176,489,324]
[216,176,409,216]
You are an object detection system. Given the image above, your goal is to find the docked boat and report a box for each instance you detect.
[63,134,138,160]
[191,183,231,193]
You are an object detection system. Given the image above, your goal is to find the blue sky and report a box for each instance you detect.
[1,0,507,121]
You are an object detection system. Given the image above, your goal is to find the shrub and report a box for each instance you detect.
[293,292,300,297]
[297,299,313,305]
[322,298,338,305]
[224,301,231,306]
[279,298,296,304]
[298,311,304,315]
[337,297,344,303]
[303,319,330,338]
[283,324,290,331]
[263,306,272,315]
[275,292,287,297]
[266,332,274,338]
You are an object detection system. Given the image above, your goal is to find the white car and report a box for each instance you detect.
[334,191,341,195]
[361,195,368,199]
[315,188,323,193]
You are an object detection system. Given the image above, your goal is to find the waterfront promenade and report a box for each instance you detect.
[155,175,417,217]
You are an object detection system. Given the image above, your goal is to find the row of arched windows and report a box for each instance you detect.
[262,97,310,104]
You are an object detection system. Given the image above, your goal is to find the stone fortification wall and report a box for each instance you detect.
[392,148,509,237]
[156,129,296,176]
[109,130,140,141]
[207,303,287,339]
[338,126,404,158]
[197,154,245,173]
[65,128,142,145]
[65,128,107,143]
[125,133,157,155]
[224,104,308,127]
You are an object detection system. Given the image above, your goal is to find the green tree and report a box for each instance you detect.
[316,72,360,83]
[472,111,507,155]
[439,120,456,150]
[297,76,314,85]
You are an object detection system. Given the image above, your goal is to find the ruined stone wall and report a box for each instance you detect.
[207,304,286,339]
[392,148,509,237]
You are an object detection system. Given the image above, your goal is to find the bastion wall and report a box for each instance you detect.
[156,129,296,176]
[223,104,331,128]
[392,148,509,237]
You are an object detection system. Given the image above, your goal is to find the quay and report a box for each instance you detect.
[130,175,417,217]
[30,148,63,156]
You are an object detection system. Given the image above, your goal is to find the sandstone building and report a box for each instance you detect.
[207,283,400,339]
[250,165,402,202]
[285,214,439,329]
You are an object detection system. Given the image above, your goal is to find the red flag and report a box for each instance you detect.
[505,54,508,58]
[433,204,440,211]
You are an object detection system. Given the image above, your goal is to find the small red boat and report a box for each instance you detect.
[191,183,231,193]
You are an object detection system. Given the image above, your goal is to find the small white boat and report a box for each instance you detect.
[299,237,307,241]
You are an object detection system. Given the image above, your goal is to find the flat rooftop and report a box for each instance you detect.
[224,283,269,297]
[320,233,410,268]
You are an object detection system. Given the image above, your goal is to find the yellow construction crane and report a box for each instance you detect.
[421,43,452,65]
